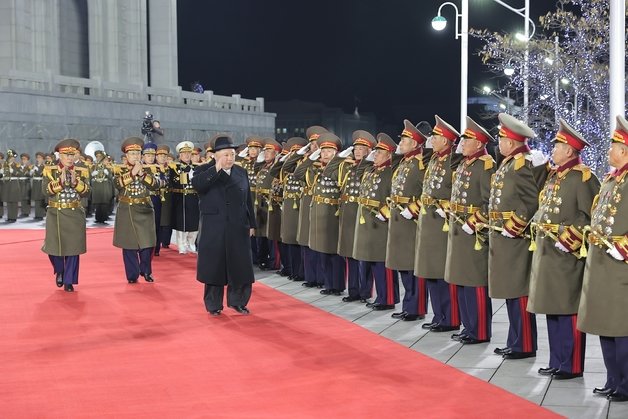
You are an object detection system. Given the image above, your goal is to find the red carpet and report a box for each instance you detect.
[0,229,559,418]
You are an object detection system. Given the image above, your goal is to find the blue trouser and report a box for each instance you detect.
[302,246,321,285]
[505,297,537,353]
[122,248,153,281]
[345,257,361,298]
[160,226,172,247]
[278,242,290,274]
[400,271,428,316]
[287,244,303,278]
[318,252,345,291]
[360,261,398,305]
[151,196,162,253]
[426,278,460,327]
[600,336,628,395]
[457,285,492,341]
[546,314,585,374]
[49,255,79,285]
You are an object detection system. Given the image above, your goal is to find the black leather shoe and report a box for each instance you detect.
[608,392,628,402]
[142,273,155,283]
[229,305,250,315]
[430,324,460,332]
[276,269,290,277]
[494,347,511,355]
[593,387,614,396]
[461,336,490,345]
[359,298,369,303]
[342,295,361,302]
[503,351,536,360]
[391,311,407,319]
[422,322,436,330]
[402,314,424,322]
[302,282,316,288]
[320,289,332,295]
[538,367,558,376]
[372,304,395,311]
[162,244,170,249]
[451,333,467,341]
[127,278,138,284]
[154,249,160,256]
[332,290,342,296]
[552,370,583,380]
[365,301,376,308]
[291,276,305,282]
[316,284,324,288]
[55,273,63,287]
[209,309,221,316]
[64,284,74,292]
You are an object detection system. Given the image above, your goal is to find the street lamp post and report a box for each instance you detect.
[431,0,534,130]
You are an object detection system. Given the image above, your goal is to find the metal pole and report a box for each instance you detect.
[609,0,626,130]
[460,0,468,133]
[522,0,529,123]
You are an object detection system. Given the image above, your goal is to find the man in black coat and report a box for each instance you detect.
[191,136,257,316]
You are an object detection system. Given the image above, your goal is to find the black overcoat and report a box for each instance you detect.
[191,164,257,286]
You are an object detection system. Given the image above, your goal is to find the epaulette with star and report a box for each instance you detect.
[479,154,494,171]
[572,164,592,182]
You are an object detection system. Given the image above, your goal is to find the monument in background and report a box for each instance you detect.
[0,0,275,156]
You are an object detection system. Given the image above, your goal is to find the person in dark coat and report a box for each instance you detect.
[191,135,257,316]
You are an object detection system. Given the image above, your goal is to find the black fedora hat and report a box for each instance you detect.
[213,135,239,152]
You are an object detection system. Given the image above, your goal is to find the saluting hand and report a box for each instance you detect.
[70,168,77,187]
[131,161,142,176]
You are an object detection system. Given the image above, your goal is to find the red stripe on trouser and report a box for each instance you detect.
[274,241,281,269]
[476,287,486,340]
[417,277,426,315]
[386,268,394,305]
[449,284,460,326]
[572,315,583,373]
[519,296,532,352]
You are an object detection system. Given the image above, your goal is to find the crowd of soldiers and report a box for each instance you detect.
[237,113,627,402]
[2,110,627,401]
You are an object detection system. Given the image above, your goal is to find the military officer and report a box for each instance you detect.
[353,133,399,310]
[113,137,159,283]
[169,141,199,254]
[268,142,290,276]
[1,149,21,222]
[31,152,46,220]
[414,115,463,332]
[306,132,345,295]
[237,136,263,263]
[386,120,431,321]
[155,144,173,253]
[293,126,328,288]
[578,115,628,401]
[527,119,599,379]
[91,149,115,224]
[191,147,202,164]
[489,113,549,360]
[444,117,496,344]
[18,153,32,217]
[279,137,308,281]
[41,139,90,292]
[337,131,375,302]
[142,143,165,256]
[254,138,282,270]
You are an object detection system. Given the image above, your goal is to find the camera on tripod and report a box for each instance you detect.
[141,111,155,136]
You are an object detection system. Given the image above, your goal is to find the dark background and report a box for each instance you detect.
[177,0,557,127]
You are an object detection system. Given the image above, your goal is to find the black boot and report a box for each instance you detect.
[56,273,63,287]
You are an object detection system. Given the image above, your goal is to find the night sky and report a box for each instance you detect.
[177,0,557,128]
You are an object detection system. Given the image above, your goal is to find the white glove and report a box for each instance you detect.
[91,170,98,176]
[376,213,386,222]
[462,223,474,235]
[501,230,515,238]
[9,168,13,174]
[435,208,446,219]
[338,146,354,158]
[607,246,625,261]
[365,150,376,162]
[400,207,413,220]
[238,146,249,158]
[104,169,109,175]
[256,153,265,163]
[309,149,321,161]
[189,169,195,180]
[395,145,403,155]
[296,144,310,155]
[555,241,570,253]
[280,153,290,162]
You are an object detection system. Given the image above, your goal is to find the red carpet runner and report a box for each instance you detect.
[0,229,559,418]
